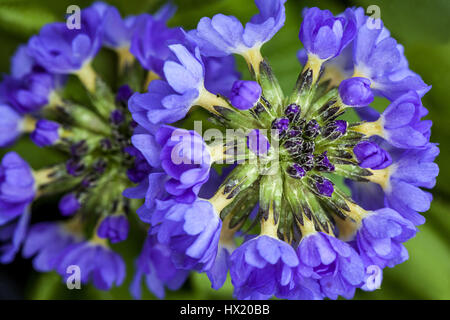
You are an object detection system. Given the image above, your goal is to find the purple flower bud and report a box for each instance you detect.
[287,164,306,179]
[339,77,374,107]
[314,151,335,172]
[116,85,133,103]
[230,80,262,110]
[354,141,392,170]
[30,119,60,147]
[110,110,125,125]
[59,193,80,216]
[298,153,314,171]
[316,178,334,197]
[285,103,301,121]
[66,159,84,176]
[247,129,270,156]
[334,120,347,134]
[304,120,320,138]
[272,117,290,133]
[97,215,129,243]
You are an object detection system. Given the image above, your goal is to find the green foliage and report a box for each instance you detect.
[0,0,448,300]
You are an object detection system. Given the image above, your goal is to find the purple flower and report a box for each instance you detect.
[297,232,365,299]
[128,45,205,126]
[385,143,439,225]
[0,104,23,147]
[348,142,439,226]
[92,2,145,49]
[207,244,233,290]
[150,199,222,272]
[247,129,270,156]
[203,55,241,97]
[27,7,103,73]
[353,13,430,100]
[22,222,80,271]
[354,208,416,270]
[55,241,125,290]
[299,7,356,61]
[339,77,374,107]
[125,145,152,184]
[130,15,185,75]
[230,80,261,110]
[0,208,30,263]
[229,235,299,300]
[379,91,429,148]
[354,141,392,169]
[97,215,129,243]
[132,125,211,204]
[130,235,189,299]
[0,152,35,225]
[58,193,81,216]
[188,0,286,57]
[30,119,60,147]
[0,73,55,113]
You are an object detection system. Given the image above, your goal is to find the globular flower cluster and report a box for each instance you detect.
[0,0,438,300]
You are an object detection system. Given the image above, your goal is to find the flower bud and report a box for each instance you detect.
[59,193,80,216]
[30,119,60,147]
[353,141,392,170]
[339,77,374,107]
[230,80,262,110]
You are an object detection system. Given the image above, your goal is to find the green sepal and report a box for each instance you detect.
[259,172,283,224]
[119,59,146,92]
[88,77,116,119]
[258,60,284,116]
[334,163,373,182]
[221,183,259,229]
[221,163,260,200]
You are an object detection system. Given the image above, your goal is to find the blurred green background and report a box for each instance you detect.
[0,0,448,300]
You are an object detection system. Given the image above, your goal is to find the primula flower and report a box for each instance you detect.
[97,215,130,243]
[0,104,24,147]
[22,222,81,271]
[131,125,212,204]
[299,7,356,61]
[297,232,365,300]
[55,241,126,290]
[229,235,300,300]
[150,199,222,272]
[130,235,189,299]
[188,0,286,63]
[0,152,35,225]
[27,7,103,74]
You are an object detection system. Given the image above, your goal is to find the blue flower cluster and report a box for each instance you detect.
[0,0,438,300]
